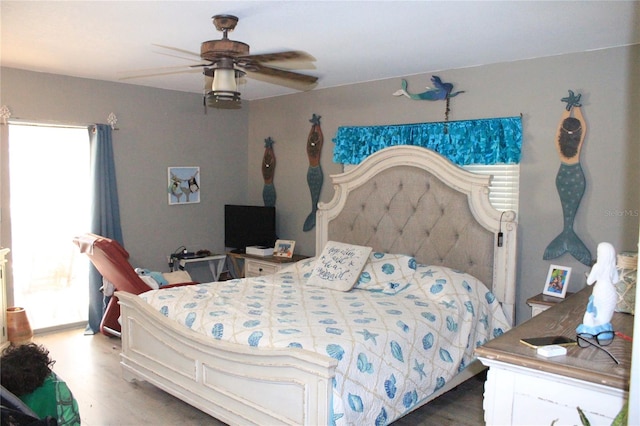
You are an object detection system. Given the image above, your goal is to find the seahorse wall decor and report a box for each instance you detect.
[543,90,592,265]
[262,137,276,207]
[303,114,324,232]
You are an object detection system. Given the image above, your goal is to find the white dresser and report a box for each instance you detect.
[244,257,282,277]
[476,287,631,425]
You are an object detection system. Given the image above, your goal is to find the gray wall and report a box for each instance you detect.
[1,68,249,284]
[248,45,640,324]
[2,45,638,323]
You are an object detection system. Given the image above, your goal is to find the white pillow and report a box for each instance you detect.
[356,252,417,294]
[162,270,193,285]
[307,241,372,291]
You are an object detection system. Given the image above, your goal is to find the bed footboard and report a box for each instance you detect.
[116,291,337,426]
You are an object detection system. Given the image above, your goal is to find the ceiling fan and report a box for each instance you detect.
[124,14,318,109]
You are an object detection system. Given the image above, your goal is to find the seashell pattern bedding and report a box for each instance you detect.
[140,256,510,425]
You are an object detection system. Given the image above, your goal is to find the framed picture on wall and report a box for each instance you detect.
[543,264,571,298]
[273,240,296,258]
[168,166,200,205]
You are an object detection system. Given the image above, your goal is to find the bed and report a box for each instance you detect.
[115,145,517,425]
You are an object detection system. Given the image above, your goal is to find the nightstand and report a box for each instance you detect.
[477,287,631,425]
[227,252,308,278]
[526,292,571,317]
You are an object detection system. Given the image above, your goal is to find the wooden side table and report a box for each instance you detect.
[526,292,572,317]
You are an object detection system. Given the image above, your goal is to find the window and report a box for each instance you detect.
[8,123,90,330]
[463,164,520,213]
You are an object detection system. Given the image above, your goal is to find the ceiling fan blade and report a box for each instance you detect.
[152,44,201,58]
[239,51,316,71]
[153,51,208,65]
[239,50,316,64]
[244,64,318,91]
[118,66,202,81]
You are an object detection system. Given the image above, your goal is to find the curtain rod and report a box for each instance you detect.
[6,119,88,129]
[1,106,119,130]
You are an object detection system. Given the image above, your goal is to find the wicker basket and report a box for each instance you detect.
[615,252,637,315]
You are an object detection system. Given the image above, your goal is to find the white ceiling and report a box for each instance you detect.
[2,1,639,101]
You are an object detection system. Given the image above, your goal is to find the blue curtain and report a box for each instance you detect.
[86,124,123,334]
[332,116,522,165]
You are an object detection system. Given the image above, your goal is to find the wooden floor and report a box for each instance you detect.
[34,327,486,425]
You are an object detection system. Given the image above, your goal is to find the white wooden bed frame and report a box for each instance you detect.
[116,146,517,425]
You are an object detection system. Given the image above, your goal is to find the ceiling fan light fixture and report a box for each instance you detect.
[208,67,243,108]
[146,13,317,111]
[212,67,237,92]
[206,90,241,109]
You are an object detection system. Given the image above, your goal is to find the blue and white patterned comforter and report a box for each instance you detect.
[140,257,510,425]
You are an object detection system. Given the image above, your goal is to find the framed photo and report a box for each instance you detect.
[168,166,200,205]
[543,264,571,298]
[273,239,295,258]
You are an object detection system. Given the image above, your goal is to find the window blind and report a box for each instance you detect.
[463,164,519,212]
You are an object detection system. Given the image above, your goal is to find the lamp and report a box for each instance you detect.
[205,59,243,109]
[6,306,33,346]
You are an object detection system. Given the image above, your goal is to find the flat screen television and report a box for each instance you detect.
[224,205,277,251]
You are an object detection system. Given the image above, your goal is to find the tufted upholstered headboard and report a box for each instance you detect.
[316,146,517,324]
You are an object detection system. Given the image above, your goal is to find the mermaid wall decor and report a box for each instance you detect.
[303,114,324,232]
[393,75,464,123]
[392,76,465,101]
[543,90,592,265]
[262,137,276,207]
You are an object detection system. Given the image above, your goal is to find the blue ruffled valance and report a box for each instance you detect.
[332,116,522,165]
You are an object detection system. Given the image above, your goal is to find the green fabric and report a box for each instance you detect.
[20,373,81,425]
[20,374,57,420]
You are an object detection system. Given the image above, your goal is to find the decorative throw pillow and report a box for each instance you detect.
[135,267,168,286]
[356,252,417,294]
[139,275,160,290]
[307,241,372,291]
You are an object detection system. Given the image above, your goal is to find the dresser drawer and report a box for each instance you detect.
[228,252,308,279]
[245,259,280,277]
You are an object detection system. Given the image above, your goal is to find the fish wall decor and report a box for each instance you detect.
[543,91,592,265]
[303,114,324,232]
[262,137,276,207]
